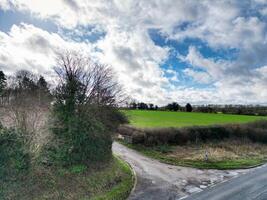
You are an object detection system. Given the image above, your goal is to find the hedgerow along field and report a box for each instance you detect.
[120,110,267,169]
[124,110,267,128]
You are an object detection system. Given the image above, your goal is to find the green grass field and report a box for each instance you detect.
[124,110,267,128]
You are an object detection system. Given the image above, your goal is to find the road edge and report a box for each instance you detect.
[114,153,137,199]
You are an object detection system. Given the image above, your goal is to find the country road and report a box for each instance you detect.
[112,142,249,200]
[185,164,267,200]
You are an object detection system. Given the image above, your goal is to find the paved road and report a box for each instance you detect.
[112,142,248,200]
[185,164,267,200]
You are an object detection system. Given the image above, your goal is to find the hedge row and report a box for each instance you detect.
[118,120,267,146]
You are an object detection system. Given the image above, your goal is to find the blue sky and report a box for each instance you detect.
[1,0,267,105]
[0,9,58,32]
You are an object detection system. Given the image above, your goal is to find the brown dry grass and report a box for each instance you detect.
[0,107,51,155]
[166,139,267,162]
[121,138,267,169]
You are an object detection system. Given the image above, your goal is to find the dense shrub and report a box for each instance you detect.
[118,120,267,146]
[0,126,30,179]
[44,106,128,166]
[44,112,113,166]
[43,51,127,166]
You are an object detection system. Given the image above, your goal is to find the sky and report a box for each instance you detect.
[0,0,267,105]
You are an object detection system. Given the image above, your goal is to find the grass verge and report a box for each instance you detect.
[0,156,134,200]
[119,140,267,170]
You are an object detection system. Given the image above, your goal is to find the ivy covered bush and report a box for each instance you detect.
[0,125,30,179]
[43,51,127,166]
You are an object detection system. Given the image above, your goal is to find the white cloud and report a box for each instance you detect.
[1,0,267,105]
[183,68,212,84]
[0,23,93,77]
[0,23,171,104]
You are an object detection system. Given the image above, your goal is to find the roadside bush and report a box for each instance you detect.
[43,51,126,167]
[118,125,137,136]
[44,114,112,166]
[118,120,267,146]
[0,126,30,179]
[144,128,177,145]
[43,103,128,166]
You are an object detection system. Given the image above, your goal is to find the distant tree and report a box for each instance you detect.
[166,102,180,111]
[138,102,148,110]
[155,105,159,110]
[37,76,48,90]
[186,103,193,112]
[0,70,7,95]
[15,70,38,91]
[149,103,154,110]
[130,102,137,109]
[37,75,51,105]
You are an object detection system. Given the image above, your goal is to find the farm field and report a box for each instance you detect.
[124,110,267,128]
[120,110,267,169]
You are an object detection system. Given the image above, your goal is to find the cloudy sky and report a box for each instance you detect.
[1,0,267,105]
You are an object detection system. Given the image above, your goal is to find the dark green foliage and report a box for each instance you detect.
[46,110,113,166]
[185,103,193,112]
[119,120,267,146]
[37,76,48,90]
[193,104,267,116]
[8,70,51,108]
[128,101,159,110]
[0,70,7,95]
[45,52,127,166]
[0,126,30,180]
[166,102,180,111]
[137,102,149,110]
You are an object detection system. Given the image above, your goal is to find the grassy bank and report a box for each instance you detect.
[124,110,267,128]
[120,140,267,169]
[0,156,134,200]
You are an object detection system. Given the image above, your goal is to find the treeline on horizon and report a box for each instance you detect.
[0,70,52,107]
[1,69,267,117]
[126,101,267,116]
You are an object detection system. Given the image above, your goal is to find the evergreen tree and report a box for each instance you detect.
[0,71,7,95]
[186,103,193,112]
[37,76,48,90]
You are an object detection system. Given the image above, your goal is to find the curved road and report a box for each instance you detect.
[185,164,267,200]
[113,142,250,200]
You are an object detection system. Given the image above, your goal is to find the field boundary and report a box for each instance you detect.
[118,120,267,146]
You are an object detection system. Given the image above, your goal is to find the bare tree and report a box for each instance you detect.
[54,51,124,108]
[49,50,127,165]
[2,70,51,154]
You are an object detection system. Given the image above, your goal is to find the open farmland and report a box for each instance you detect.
[124,110,267,128]
[119,111,267,169]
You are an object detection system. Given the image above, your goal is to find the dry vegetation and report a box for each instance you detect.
[0,107,50,155]
[121,139,267,169]
[118,121,267,169]
[167,139,267,162]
